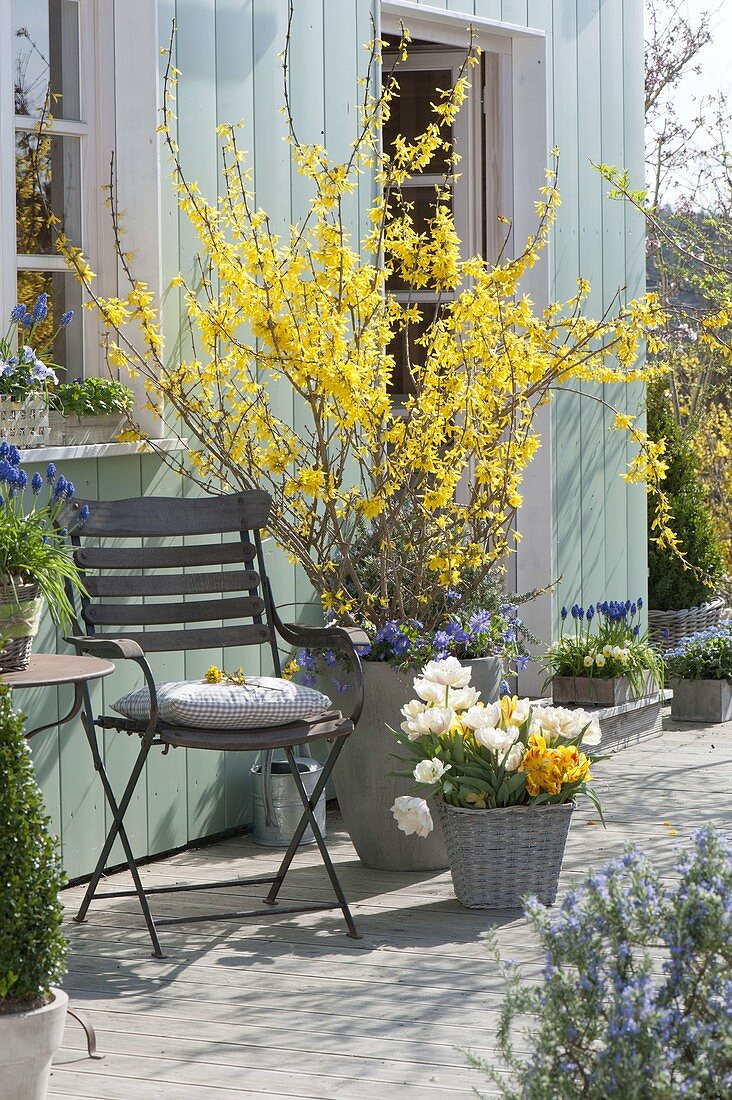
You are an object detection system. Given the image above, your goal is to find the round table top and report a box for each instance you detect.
[1,652,115,689]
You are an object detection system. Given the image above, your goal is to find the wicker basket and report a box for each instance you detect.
[435,799,574,908]
[648,599,727,650]
[0,583,43,672]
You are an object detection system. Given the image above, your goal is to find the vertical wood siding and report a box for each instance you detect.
[22,0,646,877]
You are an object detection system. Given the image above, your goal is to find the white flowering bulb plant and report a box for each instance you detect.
[390,657,602,838]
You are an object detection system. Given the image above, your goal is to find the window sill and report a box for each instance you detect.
[21,437,187,462]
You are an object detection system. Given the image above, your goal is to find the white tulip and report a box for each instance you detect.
[413,758,451,784]
[406,706,455,740]
[474,725,514,754]
[572,708,602,746]
[448,685,481,712]
[413,677,449,705]
[418,656,472,688]
[391,796,434,837]
[532,705,601,746]
[462,700,501,730]
[503,743,524,772]
[510,698,532,724]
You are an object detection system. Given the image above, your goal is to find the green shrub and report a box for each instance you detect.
[56,376,134,417]
[647,385,724,610]
[0,686,66,1012]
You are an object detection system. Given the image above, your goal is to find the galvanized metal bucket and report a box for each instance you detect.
[251,755,326,847]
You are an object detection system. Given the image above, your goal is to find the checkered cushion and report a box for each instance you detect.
[111,678,333,730]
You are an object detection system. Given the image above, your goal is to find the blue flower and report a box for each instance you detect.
[32,293,49,322]
[53,475,68,499]
[499,678,511,697]
[9,304,26,323]
[31,472,43,494]
[633,625,640,637]
[447,588,461,603]
[637,595,644,609]
[561,606,568,620]
[78,503,90,523]
[22,312,33,328]
[515,653,530,671]
[7,445,20,466]
[299,671,317,688]
[60,310,74,327]
[46,462,56,483]
[586,604,595,621]
[0,442,9,459]
[16,469,27,489]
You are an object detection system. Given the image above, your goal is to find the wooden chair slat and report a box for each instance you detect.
[85,570,260,598]
[83,595,265,627]
[76,542,257,570]
[62,491,270,536]
[91,624,272,653]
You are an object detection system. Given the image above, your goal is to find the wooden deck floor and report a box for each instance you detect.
[50,714,732,1099]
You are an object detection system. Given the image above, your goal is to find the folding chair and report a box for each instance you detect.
[60,490,364,958]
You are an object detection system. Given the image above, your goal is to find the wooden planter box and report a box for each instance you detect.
[47,411,127,446]
[671,679,732,725]
[552,672,657,707]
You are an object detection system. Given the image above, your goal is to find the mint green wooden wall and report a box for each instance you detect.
[24,0,647,878]
[413,0,648,620]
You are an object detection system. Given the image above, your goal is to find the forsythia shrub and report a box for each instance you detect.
[56,23,668,630]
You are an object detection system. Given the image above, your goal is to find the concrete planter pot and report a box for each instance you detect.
[0,987,68,1100]
[333,656,502,871]
[47,412,128,446]
[671,678,732,724]
[552,672,657,707]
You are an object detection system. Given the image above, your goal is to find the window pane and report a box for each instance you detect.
[15,270,83,377]
[16,132,82,254]
[388,185,452,292]
[13,0,81,121]
[387,307,438,397]
[383,68,453,176]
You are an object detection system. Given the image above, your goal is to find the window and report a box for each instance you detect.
[9,0,90,375]
[382,49,480,399]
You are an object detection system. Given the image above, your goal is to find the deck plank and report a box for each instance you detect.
[50,714,732,1099]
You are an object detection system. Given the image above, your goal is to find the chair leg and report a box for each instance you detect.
[74,719,165,958]
[265,743,360,939]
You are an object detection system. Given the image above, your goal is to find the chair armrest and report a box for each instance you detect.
[276,621,371,651]
[272,615,367,727]
[64,635,160,734]
[64,635,146,661]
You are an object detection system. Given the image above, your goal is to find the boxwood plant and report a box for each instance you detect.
[665,622,732,681]
[0,685,66,1012]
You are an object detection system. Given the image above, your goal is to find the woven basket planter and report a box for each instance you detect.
[0,583,43,672]
[649,600,726,651]
[435,799,574,908]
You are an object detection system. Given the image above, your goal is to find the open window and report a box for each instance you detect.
[381,39,510,400]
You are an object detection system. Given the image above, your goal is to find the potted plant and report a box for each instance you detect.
[647,385,726,649]
[0,297,72,448]
[543,598,664,706]
[0,684,68,1099]
[293,554,538,871]
[49,376,135,446]
[389,656,602,908]
[0,447,88,671]
[666,622,732,723]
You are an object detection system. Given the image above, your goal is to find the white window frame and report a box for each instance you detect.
[380,1,551,694]
[0,0,163,437]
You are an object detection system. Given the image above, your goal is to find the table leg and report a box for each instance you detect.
[66,1005,103,1059]
[25,682,84,740]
